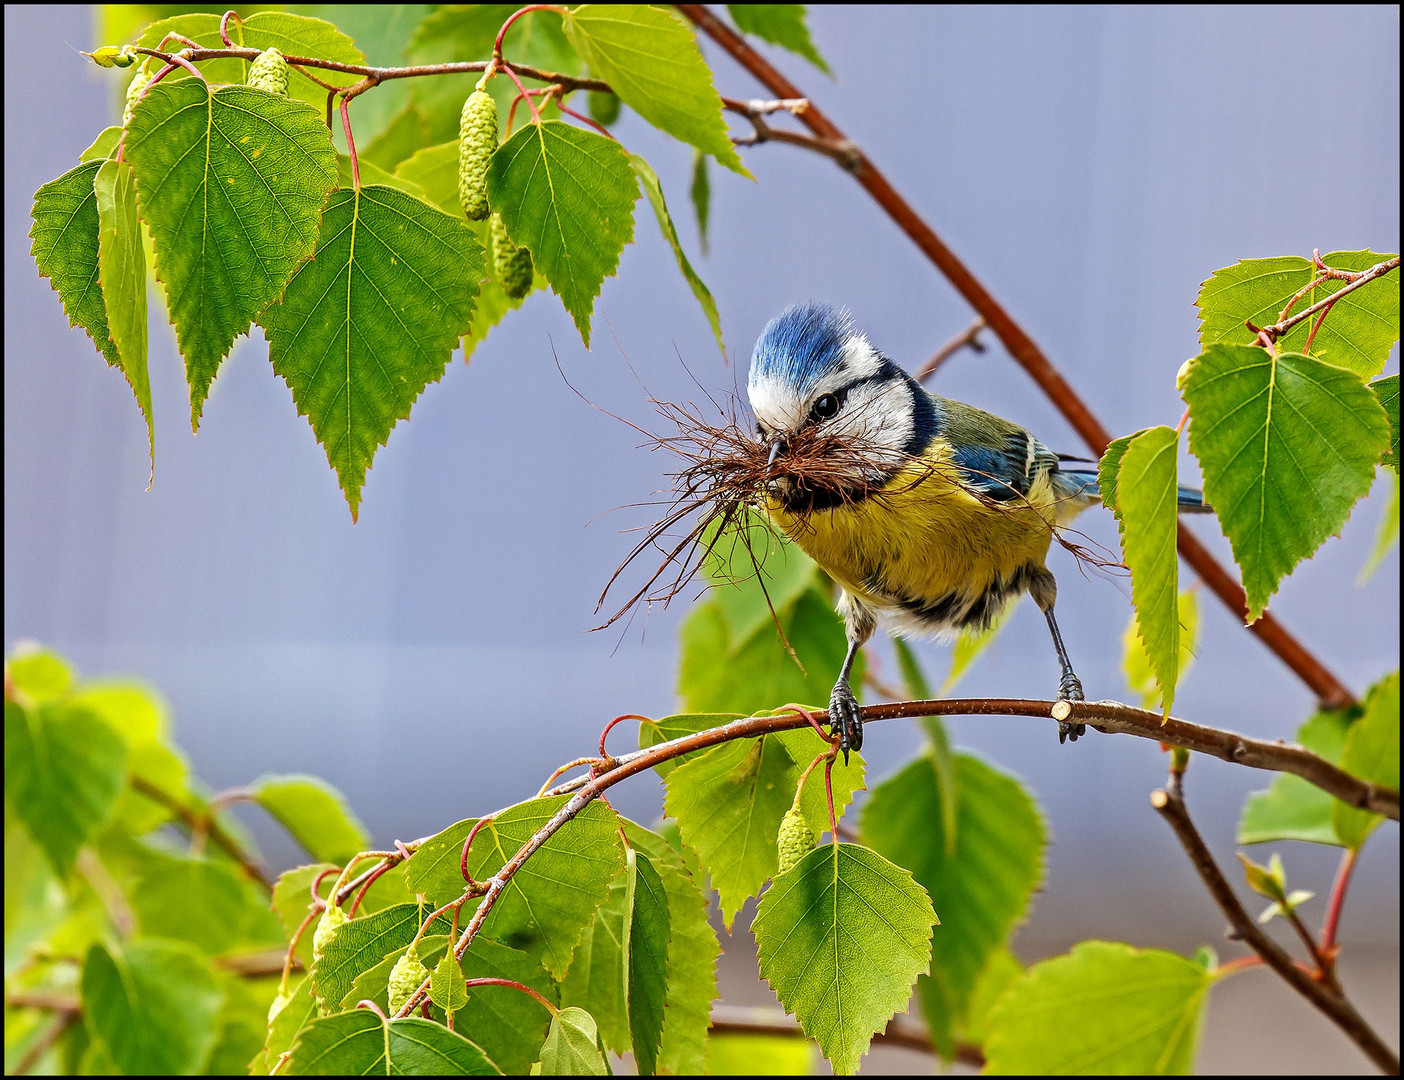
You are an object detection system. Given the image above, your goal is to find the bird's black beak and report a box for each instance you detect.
[767,437,787,470]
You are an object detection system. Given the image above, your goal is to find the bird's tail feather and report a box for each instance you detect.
[1056,468,1214,514]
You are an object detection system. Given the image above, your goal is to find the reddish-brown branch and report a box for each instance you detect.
[385,693,1397,1018]
[676,3,1357,712]
[555,699,1400,820]
[1152,787,1397,1073]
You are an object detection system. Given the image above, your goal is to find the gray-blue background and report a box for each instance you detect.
[5,5,1398,1068]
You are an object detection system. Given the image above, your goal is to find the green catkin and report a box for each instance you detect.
[492,213,534,300]
[312,903,347,962]
[247,48,290,96]
[387,946,430,1014]
[776,806,816,875]
[458,89,498,221]
[123,71,151,129]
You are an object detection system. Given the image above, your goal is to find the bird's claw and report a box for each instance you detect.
[828,681,863,762]
[1057,673,1086,744]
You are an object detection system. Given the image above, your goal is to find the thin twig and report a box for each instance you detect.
[217,949,302,979]
[10,1010,78,1076]
[129,45,609,94]
[1151,786,1398,1074]
[129,775,272,889]
[914,317,988,383]
[676,2,1357,713]
[1259,257,1400,343]
[707,1005,985,1066]
[1320,848,1358,972]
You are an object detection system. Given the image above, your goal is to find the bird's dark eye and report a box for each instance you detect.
[811,393,841,421]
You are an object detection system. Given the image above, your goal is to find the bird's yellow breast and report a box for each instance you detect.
[764,444,1078,621]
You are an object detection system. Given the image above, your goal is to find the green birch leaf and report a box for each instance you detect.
[1196,251,1400,378]
[132,12,365,110]
[753,842,937,1076]
[408,797,626,978]
[82,941,224,1075]
[1332,671,1400,850]
[486,120,637,346]
[1097,432,1136,521]
[287,1010,500,1074]
[94,157,152,477]
[4,700,127,877]
[939,605,1015,695]
[393,141,544,360]
[264,975,317,1066]
[124,80,338,428]
[130,858,262,954]
[400,817,475,905]
[207,970,276,1076]
[431,952,470,1013]
[458,936,558,1075]
[6,645,75,702]
[1182,344,1390,620]
[984,942,1212,1075]
[1372,373,1400,471]
[362,104,433,172]
[538,1007,607,1075]
[30,162,122,371]
[562,5,749,177]
[953,946,1024,1047]
[678,588,859,717]
[81,126,123,162]
[701,517,822,646]
[630,153,724,357]
[555,846,670,1070]
[408,5,580,75]
[312,903,453,1012]
[336,153,430,202]
[727,4,831,73]
[1124,591,1199,712]
[636,711,744,778]
[559,885,629,1052]
[624,824,717,1075]
[395,140,462,215]
[627,850,670,1075]
[861,752,1043,1059]
[690,150,711,255]
[706,1033,815,1074]
[1358,471,1399,583]
[1115,426,1183,714]
[663,725,863,929]
[251,774,370,864]
[262,185,484,520]
[1239,708,1353,846]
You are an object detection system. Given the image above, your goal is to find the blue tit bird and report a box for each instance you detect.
[747,301,1209,752]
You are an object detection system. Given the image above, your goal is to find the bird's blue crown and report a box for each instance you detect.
[749,301,859,395]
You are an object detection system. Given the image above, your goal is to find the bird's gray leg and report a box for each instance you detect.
[1030,571,1086,744]
[832,592,876,761]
